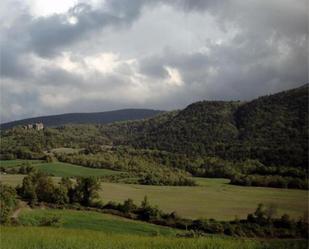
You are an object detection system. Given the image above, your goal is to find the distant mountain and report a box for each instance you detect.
[0,109,163,130]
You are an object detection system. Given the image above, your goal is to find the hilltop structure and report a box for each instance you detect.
[23,122,44,130]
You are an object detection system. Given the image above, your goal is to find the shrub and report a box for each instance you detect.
[39,215,62,227]
[0,183,17,224]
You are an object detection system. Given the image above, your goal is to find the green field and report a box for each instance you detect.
[18,208,178,236]
[1,226,307,249]
[1,174,307,221]
[99,179,308,220]
[0,160,43,168]
[0,160,121,177]
[0,174,34,186]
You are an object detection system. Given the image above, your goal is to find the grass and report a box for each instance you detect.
[99,179,308,220]
[0,174,28,186]
[32,162,122,177]
[0,160,121,177]
[1,226,307,249]
[1,174,308,221]
[18,208,178,236]
[0,159,43,168]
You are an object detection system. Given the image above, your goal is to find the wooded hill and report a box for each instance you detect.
[129,84,308,169]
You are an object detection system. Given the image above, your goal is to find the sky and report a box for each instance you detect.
[0,0,308,122]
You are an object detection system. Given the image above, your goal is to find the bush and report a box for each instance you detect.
[121,199,137,214]
[0,183,18,224]
[39,215,63,227]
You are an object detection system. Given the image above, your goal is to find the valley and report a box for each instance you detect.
[1,85,308,248]
[0,162,307,220]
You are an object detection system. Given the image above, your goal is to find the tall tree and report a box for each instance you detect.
[75,177,100,206]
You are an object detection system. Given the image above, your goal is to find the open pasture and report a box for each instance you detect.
[100,178,308,220]
[18,208,178,236]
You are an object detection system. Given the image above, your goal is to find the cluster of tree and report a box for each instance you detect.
[188,209,308,238]
[230,174,308,189]
[56,153,120,171]
[0,183,17,224]
[0,164,36,175]
[0,147,45,161]
[17,172,100,206]
[0,124,111,160]
[0,166,33,175]
[103,196,164,222]
[234,160,308,178]
[187,158,308,190]
[138,172,195,186]
[56,149,195,186]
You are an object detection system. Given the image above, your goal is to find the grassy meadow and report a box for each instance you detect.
[1,172,306,220]
[0,174,33,186]
[99,179,308,220]
[0,159,44,168]
[18,208,178,236]
[1,226,307,249]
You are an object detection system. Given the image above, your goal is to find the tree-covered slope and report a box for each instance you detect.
[132,84,308,168]
[234,84,308,167]
[132,101,241,155]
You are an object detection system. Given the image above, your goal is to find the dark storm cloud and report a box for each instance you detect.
[28,4,121,57]
[0,48,29,79]
[0,0,307,122]
[38,67,84,86]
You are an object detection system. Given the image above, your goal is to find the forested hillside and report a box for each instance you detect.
[132,101,240,156]
[234,85,308,168]
[131,84,308,168]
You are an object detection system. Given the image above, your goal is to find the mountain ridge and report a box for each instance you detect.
[0,109,163,130]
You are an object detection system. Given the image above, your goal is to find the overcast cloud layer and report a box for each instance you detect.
[0,0,308,122]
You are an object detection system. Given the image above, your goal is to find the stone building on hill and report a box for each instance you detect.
[23,122,44,130]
